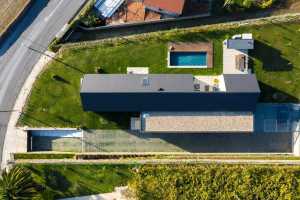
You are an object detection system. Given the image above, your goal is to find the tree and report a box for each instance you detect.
[0,166,40,200]
[224,0,234,8]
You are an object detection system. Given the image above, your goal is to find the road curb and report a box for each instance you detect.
[1,51,56,169]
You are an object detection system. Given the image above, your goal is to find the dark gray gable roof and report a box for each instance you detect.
[81,74,194,93]
[223,74,260,93]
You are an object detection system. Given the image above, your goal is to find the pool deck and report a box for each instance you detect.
[168,42,213,68]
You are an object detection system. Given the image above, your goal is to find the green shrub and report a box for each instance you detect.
[48,37,61,52]
[14,153,75,160]
[129,164,300,200]
[224,0,278,12]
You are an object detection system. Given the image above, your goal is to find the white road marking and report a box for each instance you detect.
[44,0,64,22]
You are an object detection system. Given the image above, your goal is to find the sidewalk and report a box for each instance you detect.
[1,51,56,169]
[59,187,128,200]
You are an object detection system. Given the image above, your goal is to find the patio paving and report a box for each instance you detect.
[31,137,82,152]
[223,41,249,74]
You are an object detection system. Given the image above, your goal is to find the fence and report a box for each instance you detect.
[264,119,300,133]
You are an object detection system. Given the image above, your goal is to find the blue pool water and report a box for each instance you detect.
[170,52,207,67]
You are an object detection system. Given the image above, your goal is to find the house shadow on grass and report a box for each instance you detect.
[258,81,299,103]
[251,40,293,71]
[83,112,135,130]
[121,130,293,153]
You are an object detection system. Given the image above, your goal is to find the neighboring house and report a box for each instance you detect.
[94,0,125,19]
[94,0,185,20]
[96,0,211,24]
[80,33,260,133]
[143,0,186,18]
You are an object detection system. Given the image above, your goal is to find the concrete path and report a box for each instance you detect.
[59,187,128,200]
[0,0,87,167]
[60,193,120,200]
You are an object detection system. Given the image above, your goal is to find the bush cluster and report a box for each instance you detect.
[224,0,277,11]
[129,164,300,200]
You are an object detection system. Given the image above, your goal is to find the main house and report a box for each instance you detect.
[80,33,260,133]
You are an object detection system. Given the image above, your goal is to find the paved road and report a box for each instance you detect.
[0,0,86,164]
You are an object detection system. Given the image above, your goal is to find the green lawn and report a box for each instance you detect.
[22,164,134,199]
[19,21,300,129]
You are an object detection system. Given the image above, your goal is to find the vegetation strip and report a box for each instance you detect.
[15,163,300,199]
[14,153,75,160]
[129,164,300,199]
[14,159,300,166]
[14,153,300,160]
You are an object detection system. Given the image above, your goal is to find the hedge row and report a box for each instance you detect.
[129,164,300,200]
[14,153,75,160]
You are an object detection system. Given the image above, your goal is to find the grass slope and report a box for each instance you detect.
[23,164,134,199]
[22,164,300,199]
[19,21,300,129]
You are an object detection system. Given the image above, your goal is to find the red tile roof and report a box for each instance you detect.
[144,0,186,15]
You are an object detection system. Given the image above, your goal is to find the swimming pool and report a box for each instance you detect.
[169,51,207,68]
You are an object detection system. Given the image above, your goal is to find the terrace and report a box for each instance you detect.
[193,75,225,92]
[223,34,254,74]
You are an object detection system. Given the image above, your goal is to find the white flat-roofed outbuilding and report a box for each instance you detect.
[223,33,254,74]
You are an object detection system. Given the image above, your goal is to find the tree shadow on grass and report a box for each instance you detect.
[92,112,135,129]
[123,129,292,153]
[258,81,299,103]
[44,169,71,193]
[52,75,71,84]
[251,40,293,71]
